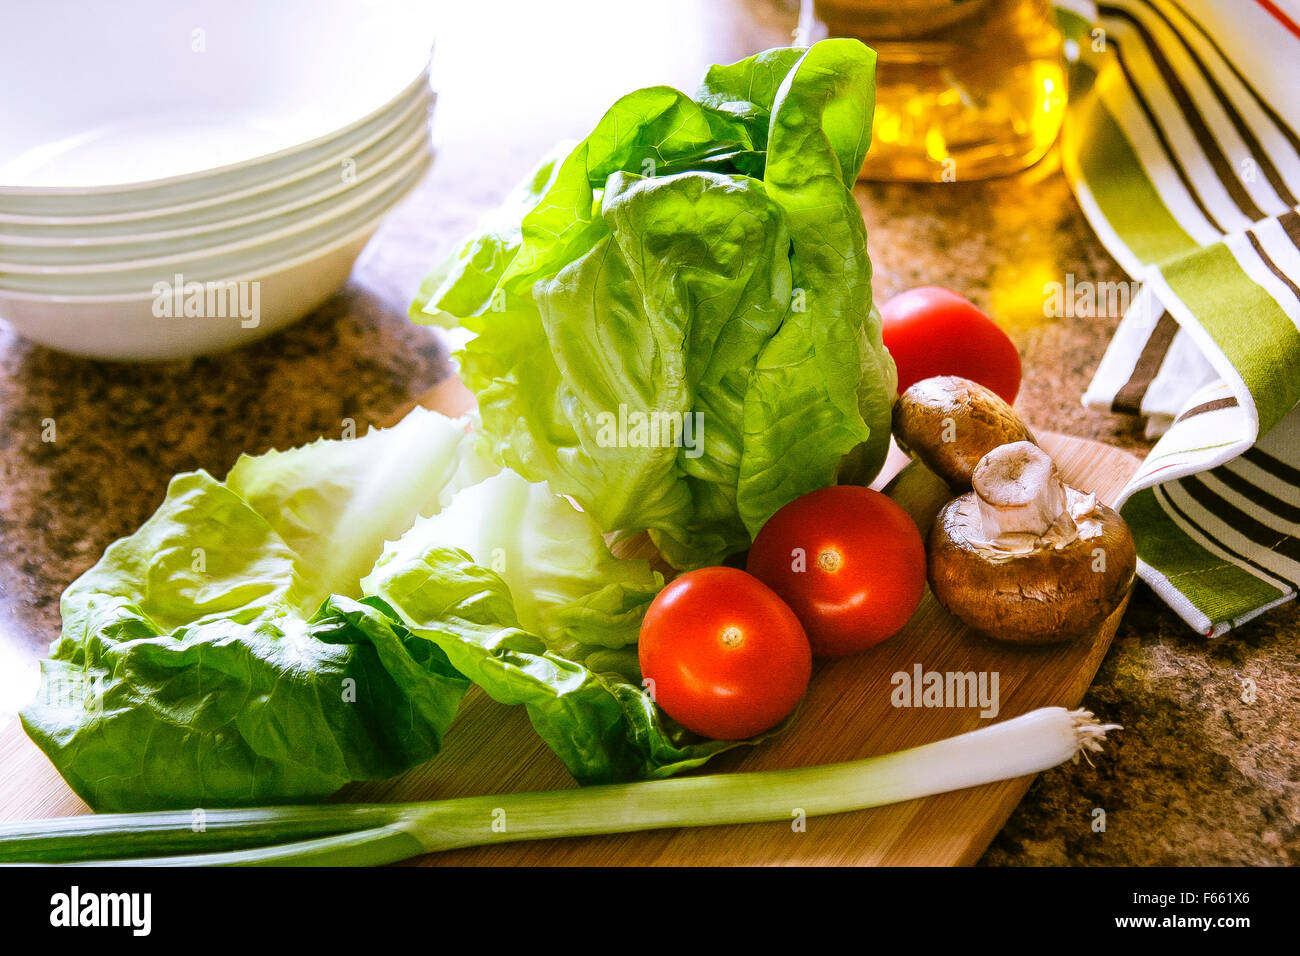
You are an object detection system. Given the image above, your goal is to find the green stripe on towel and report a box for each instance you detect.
[1122,487,1288,627]
[1160,244,1300,434]
[1074,90,1202,266]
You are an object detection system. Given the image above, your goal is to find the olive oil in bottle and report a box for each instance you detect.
[811,0,1067,181]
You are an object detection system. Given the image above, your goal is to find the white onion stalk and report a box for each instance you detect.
[0,707,1118,866]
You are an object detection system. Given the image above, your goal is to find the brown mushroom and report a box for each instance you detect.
[893,376,1035,488]
[927,441,1136,645]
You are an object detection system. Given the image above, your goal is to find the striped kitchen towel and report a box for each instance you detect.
[1058,0,1300,636]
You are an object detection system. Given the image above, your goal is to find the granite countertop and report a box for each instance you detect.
[1,0,1295,865]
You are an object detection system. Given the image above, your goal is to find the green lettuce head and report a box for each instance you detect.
[21,411,762,810]
[413,40,896,568]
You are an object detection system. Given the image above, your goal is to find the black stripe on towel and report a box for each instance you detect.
[1102,24,1230,234]
[1155,482,1299,590]
[1244,231,1300,310]
[1130,0,1300,207]
[1165,0,1300,156]
[1280,209,1300,253]
[1243,444,1300,486]
[1180,473,1300,567]
[1100,3,1267,221]
[1173,396,1240,423]
[1214,464,1300,524]
[1113,310,1181,414]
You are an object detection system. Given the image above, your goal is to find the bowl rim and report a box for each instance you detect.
[0,55,432,199]
[0,176,418,305]
[0,118,431,252]
[0,141,430,275]
[0,85,434,225]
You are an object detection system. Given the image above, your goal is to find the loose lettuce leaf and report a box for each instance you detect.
[24,410,742,809]
[414,40,896,568]
[21,410,481,811]
[371,470,661,655]
[363,482,763,784]
[224,407,486,607]
[25,596,467,813]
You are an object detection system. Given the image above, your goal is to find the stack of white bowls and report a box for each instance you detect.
[0,0,435,361]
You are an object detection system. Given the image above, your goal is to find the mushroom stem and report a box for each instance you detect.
[971,442,1070,543]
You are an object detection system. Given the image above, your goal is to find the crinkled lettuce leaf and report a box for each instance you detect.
[362,479,762,783]
[21,409,481,811]
[371,470,659,656]
[22,410,754,809]
[19,411,491,810]
[413,40,896,568]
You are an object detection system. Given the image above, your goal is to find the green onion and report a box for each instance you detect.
[0,707,1117,866]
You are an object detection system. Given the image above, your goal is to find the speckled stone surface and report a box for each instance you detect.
[1,0,1295,865]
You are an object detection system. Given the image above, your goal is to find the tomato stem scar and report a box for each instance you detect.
[817,548,842,573]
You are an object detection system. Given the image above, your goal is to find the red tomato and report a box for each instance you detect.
[746,485,926,657]
[880,286,1022,403]
[638,567,811,740]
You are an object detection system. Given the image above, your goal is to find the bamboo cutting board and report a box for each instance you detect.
[0,382,1140,866]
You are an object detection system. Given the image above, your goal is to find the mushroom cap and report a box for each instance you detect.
[893,376,1035,488]
[927,492,1137,645]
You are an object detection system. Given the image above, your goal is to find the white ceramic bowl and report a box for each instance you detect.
[0,0,436,360]
[0,155,429,360]
[0,122,432,268]
[0,227,380,361]
[0,148,430,296]
[0,0,436,203]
